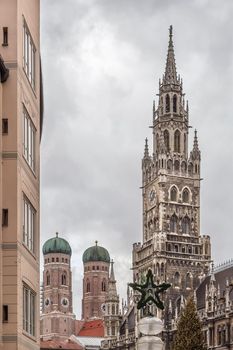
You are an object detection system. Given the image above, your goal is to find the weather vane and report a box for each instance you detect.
[129,269,171,310]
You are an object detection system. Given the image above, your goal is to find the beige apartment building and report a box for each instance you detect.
[0,1,42,349]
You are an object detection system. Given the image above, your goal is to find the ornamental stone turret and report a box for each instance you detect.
[40,233,75,339]
[104,260,121,339]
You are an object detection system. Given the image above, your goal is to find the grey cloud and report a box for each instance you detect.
[41,0,233,318]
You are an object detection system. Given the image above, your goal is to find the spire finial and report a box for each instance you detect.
[56,232,59,238]
[163,25,178,85]
[144,138,149,158]
[95,240,98,246]
[169,25,173,39]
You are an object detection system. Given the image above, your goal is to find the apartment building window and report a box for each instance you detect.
[2,118,8,134]
[23,20,36,89]
[23,106,35,171]
[3,305,8,322]
[23,196,35,253]
[2,209,8,226]
[23,284,35,336]
[2,27,8,46]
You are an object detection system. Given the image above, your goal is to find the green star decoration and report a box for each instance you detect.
[129,269,171,310]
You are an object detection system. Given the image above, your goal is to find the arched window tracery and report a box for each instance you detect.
[182,216,191,234]
[182,188,189,203]
[173,94,177,113]
[165,94,170,113]
[186,273,191,289]
[174,130,181,153]
[164,130,169,151]
[174,160,180,172]
[174,272,180,287]
[170,214,178,233]
[171,186,178,201]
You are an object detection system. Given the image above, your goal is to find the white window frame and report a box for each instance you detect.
[23,284,36,337]
[23,196,36,253]
[23,19,36,89]
[23,106,36,172]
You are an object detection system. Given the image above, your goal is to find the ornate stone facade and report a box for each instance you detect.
[132,25,211,310]
[197,262,233,349]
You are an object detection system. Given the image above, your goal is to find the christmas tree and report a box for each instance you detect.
[173,297,207,350]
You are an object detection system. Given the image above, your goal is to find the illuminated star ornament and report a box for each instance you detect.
[129,269,171,310]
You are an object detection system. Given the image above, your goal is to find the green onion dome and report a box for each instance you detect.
[42,232,72,256]
[82,241,110,263]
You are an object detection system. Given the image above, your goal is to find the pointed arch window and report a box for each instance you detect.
[174,272,180,287]
[188,163,193,175]
[164,130,169,151]
[170,186,177,201]
[165,94,170,113]
[167,159,172,172]
[112,304,115,315]
[182,188,189,203]
[184,134,187,154]
[170,214,178,233]
[61,272,67,285]
[174,160,180,172]
[161,263,164,277]
[182,216,190,234]
[181,161,187,173]
[46,271,50,286]
[156,133,159,152]
[186,273,191,289]
[102,279,106,292]
[173,94,177,113]
[174,130,181,153]
[86,279,90,293]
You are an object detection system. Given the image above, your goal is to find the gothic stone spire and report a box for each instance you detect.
[190,129,201,160]
[163,25,178,85]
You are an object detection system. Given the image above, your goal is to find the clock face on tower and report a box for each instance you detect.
[44,298,50,307]
[61,297,69,307]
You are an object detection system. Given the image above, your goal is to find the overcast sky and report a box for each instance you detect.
[40,0,233,318]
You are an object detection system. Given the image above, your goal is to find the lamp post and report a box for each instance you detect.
[129,269,171,350]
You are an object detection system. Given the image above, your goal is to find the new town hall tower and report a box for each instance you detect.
[132,26,211,309]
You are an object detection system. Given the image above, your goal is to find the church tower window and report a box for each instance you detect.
[102,279,106,292]
[186,273,191,289]
[174,130,180,152]
[46,271,50,286]
[170,214,178,233]
[174,160,179,172]
[167,159,172,171]
[164,130,169,151]
[182,188,189,203]
[173,94,177,113]
[61,272,67,285]
[174,272,180,287]
[170,186,177,201]
[182,216,190,234]
[165,94,170,113]
[86,280,90,293]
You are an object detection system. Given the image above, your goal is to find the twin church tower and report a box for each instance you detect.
[40,235,120,339]
[41,25,211,340]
